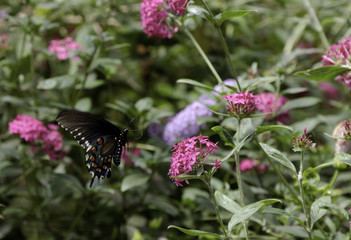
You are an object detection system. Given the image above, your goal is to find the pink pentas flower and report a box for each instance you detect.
[239,159,257,172]
[318,82,339,99]
[140,0,179,39]
[256,92,290,124]
[322,37,351,90]
[168,135,221,186]
[293,127,315,152]
[8,115,66,160]
[222,91,258,118]
[48,37,83,61]
[168,0,189,16]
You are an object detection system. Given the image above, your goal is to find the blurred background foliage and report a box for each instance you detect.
[0,0,351,239]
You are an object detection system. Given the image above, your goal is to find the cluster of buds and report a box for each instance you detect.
[293,127,315,152]
[222,92,258,119]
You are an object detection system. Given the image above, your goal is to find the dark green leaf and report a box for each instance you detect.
[295,66,350,81]
[212,126,234,147]
[256,125,293,135]
[121,173,150,192]
[167,225,221,237]
[176,79,213,90]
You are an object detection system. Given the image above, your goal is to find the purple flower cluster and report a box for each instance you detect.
[293,127,315,152]
[9,114,66,160]
[48,37,83,61]
[140,0,188,39]
[222,91,258,118]
[168,135,221,186]
[163,100,213,145]
[256,92,290,124]
[322,37,351,90]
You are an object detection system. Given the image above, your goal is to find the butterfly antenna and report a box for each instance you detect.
[90,175,96,188]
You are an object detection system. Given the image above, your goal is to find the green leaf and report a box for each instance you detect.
[74,97,92,112]
[37,75,76,89]
[215,10,255,25]
[170,174,203,181]
[167,225,221,238]
[279,97,320,113]
[295,66,350,81]
[215,191,241,213]
[176,79,213,90]
[228,199,281,230]
[211,126,234,147]
[187,5,210,19]
[121,173,150,192]
[310,196,331,227]
[256,125,293,135]
[335,153,351,166]
[281,87,308,95]
[263,207,305,226]
[259,142,297,175]
[135,97,153,112]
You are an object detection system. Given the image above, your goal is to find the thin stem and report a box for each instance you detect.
[321,169,339,196]
[302,0,330,49]
[298,151,312,240]
[200,0,241,91]
[204,178,228,239]
[234,119,250,240]
[184,29,222,84]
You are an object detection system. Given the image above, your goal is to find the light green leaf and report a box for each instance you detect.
[259,143,297,175]
[263,207,304,225]
[37,75,76,89]
[215,10,255,25]
[256,125,293,135]
[167,225,221,237]
[310,196,331,227]
[295,66,350,81]
[74,97,92,112]
[228,199,281,230]
[279,97,320,113]
[335,153,351,166]
[215,191,241,213]
[187,5,209,19]
[121,173,150,192]
[281,87,308,95]
[135,97,153,112]
[176,79,213,90]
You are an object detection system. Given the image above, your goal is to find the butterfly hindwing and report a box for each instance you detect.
[56,110,128,187]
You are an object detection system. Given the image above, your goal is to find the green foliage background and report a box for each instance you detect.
[1,0,351,239]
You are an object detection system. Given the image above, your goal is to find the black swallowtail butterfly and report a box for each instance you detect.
[56,110,128,187]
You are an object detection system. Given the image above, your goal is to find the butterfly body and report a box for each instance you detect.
[56,110,128,187]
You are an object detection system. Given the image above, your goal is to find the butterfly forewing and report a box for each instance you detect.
[56,110,128,187]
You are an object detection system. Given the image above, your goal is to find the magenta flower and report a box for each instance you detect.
[222,91,258,118]
[293,127,315,152]
[168,135,220,186]
[48,37,83,61]
[318,82,339,99]
[168,0,188,16]
[140,0,179,39]
[239,159,258,172]
[9,115,65,160]
[322,37,351,90]
[256,92,290,124]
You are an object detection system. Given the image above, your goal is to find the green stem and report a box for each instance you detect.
[321,169,339,196]
[302,0,330,49]
[298,151,312,240]
[200,0,241,91]
[184,29,222,84]
[204,178,228,239]
[234,119,250,240]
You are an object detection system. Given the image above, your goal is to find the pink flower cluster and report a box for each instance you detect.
[256,92,290,124]
[48,37,82,61]
[222,92,258,118]
[322,37,351,90]
[293,127,315,152]
[140,0,188,39]
[318,82,339,99]
[344,120,351,141]
[169,135,221,186]
[0,34,9,49]
[9,114,66,160]
[238,159,269,173]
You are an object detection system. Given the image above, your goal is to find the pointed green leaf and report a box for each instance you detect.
[177,79,213,90]
[215,191,241,213]
[259,142,297,175]
[256,125,293,135]
[187,5,210,19]
[215,10,255,25]
[263,207,305,226]
[279,97,320,113]
[336,152,351,166]
[310,196,331,227]
[167,225,221,237]
[121,173,150,192]
[228,199,281,231]
[212,126,234,147]
[295,65,350,81]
